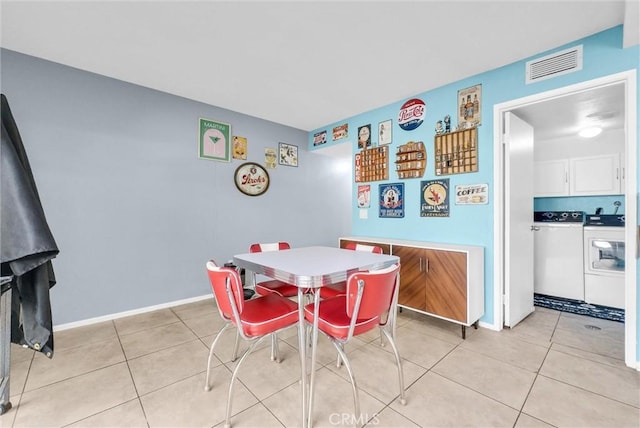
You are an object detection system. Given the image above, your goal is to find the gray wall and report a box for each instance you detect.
[1,49,351,326]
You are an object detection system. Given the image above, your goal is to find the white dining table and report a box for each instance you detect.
[233,246,399,428]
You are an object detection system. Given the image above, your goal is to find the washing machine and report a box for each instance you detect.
[583,214,625,309]
[533,211,585,301]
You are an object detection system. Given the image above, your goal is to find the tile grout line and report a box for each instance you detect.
[115,319,151,428]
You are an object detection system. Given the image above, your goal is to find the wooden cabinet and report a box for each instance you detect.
[391,245,427,311]
[339,237,484,335]
[534,154,623,197]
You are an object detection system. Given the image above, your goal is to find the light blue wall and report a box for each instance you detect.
[534,196,625,215]
[309,26,639,355]
[1,48,352,325]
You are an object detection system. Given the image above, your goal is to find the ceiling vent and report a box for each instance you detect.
[526,45,583,84]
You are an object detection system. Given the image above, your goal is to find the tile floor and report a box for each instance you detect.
[2,299,639,427]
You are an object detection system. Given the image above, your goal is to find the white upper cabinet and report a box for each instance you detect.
[534,153,623,197]
[534,159,569,196]
[570,153,622,196]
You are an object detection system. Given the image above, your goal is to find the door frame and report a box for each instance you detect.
[492,70,637,369]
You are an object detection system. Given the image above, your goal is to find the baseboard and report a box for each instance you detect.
[53,294,212,332]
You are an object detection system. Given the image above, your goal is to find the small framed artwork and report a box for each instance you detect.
[457,84,482,129]
[358,124,371,149]
[278,142,298,167]
[378,119,392,145]
[357,184,371,208]
[232,136,247,160]
[199,118,231,162]
[264,148,277,169]
[333,124,348,141]
[313,130,327,146]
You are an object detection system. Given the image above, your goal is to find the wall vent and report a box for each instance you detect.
[526,45,583,84]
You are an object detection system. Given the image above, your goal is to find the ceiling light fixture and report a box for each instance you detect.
[578,126,602,138]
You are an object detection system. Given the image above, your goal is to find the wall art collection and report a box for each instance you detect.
[324,84,487,216]
[198,117,302,196]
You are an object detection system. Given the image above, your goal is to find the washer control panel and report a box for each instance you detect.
[585,214,625,227]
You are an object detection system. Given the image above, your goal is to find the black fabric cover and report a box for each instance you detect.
[1,94,58,357]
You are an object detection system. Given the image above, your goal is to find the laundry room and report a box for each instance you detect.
[521,83,626,321]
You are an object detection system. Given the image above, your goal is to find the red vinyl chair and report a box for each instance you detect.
[318,243,384,299]
[249,242,300,297]
[204,260,299,428]
[304,263,406,422]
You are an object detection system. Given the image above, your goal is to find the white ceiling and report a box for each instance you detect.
[0,0,636,136]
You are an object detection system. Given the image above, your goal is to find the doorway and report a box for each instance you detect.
[493,71,637,368]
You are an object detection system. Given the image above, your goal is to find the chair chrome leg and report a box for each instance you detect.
[270,333,281,363]
[225,337,264,428]
[332,339,360,420]
[231,329,240,362]
[381,328,406,405]
[204,324,231,391]
[335,344,343,368]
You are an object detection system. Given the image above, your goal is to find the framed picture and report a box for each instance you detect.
[357,185,371,208]
[457,84,482,129]
[313,130,327,146]
[378,119,392,145]
[199,118,231,162]
[264,148,277,169]
[357,124,371,149]
[333,123,348,141]
[279,142,298,167]
[232,136,247,160]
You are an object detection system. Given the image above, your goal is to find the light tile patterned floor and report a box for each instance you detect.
[2,300,638,427]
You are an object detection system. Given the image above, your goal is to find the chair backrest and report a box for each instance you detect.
[345,263,400,321]
[345,242,383,254]
[206,260,245,323]
[250,242,291,253]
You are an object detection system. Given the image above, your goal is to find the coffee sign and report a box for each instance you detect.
[455,183,488,205]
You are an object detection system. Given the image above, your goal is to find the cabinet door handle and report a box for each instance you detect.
[419,257,422,272]
[565,171,568,183]
[425,257,429,273]
[616,168,619,180]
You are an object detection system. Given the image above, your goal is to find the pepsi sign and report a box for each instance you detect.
[398,98,426,131]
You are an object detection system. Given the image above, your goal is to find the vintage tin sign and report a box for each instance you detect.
[357,185,371,208]
[421,179,450,217]
[313,130,327,146]
[455,183,488,205]
[379,183,404,218]
[333,123,348,141]
[398,98,426,131]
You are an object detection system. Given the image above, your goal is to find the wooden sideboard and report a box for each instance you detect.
[339,237,484,338]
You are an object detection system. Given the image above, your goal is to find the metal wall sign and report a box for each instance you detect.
[455,183,488,205]
[379,183,404,218]
[421,179,450,217]
[398,98,426,131]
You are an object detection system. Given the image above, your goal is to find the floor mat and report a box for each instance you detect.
[534,293,625,323]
